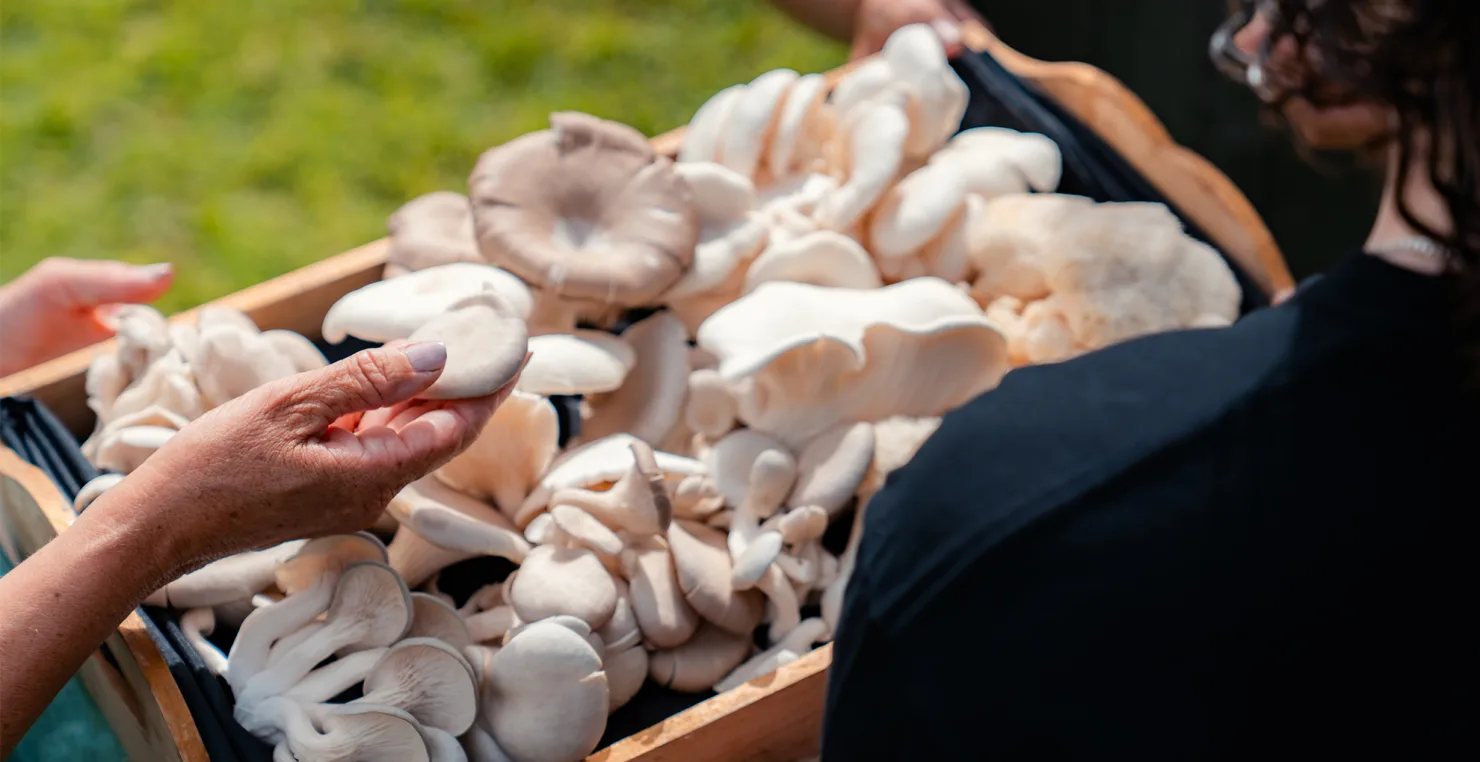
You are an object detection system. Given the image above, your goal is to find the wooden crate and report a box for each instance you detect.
[0,21,1290,762]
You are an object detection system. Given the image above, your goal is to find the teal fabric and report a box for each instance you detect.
[0,551,127,762]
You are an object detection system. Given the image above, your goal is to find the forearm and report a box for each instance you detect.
[769,0,863,42]
[0,480,191,755]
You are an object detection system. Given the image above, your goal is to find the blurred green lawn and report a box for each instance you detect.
[0,0,843,313]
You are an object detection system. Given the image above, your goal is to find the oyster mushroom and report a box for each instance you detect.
[765,72,832,180]
[470,111,699,308]
[649,622,753,693]
[406,291,530,400]
[743,230,882,292]
[696,278,1008,448]
[408,592,474,649]
[880,23,969,157]
[180,607,229,676]
[346,638,479,735]
[516,434,703,528]
[436,390,559,517]
[662,162,771,334]
[713,617,828,694]
[812,85,910,233]
[546,441,672,536]
[517,331,635,396]
[260,330,329,374]
[717,68,800,180]
[622,534,700,649]
[666,520,765,635]
[85,352,130,422]
[581,310,691,446]
[682,370,738,441]
[249,699,430,762]
[465,605,518,645]
[596,579,642,654]
[787,421,876,515]
[322,263,534,345]
[108,350,203,422]
[113,304,173,379]
[508,545,619,630]
[144,540,308,609]
[484,618,609,762]
[280,647,389,705]
[703,428,795,515]
[604,643,648,712]
[386,476,530,588]
[237,562,413,706]
[194,324,300,410]
[73,473,125,512]
[90,424,176,474]
[385,191,484,276]
[679,84,745,164]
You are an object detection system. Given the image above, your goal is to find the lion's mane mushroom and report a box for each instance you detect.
[407,291,530,400]
[386,476,531,588]
[323,263,534,345]
[485,618,609,762]
[385,191,484,277]
[581,310,692,446]
[237,561,413,706]
[436,391,559,517]
[696,277,1009,448]
[469,111,699,310]
[649,622,753,693]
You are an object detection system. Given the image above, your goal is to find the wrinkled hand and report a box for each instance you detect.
[0,257,175,376]
[112,341,520,571]
[849,0,982,60]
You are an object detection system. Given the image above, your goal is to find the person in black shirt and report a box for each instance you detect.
[770,0,1384,277]
[814,2,1480,759]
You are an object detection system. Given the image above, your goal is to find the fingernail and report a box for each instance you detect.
[140,262,173,280]
[403,341,447,372]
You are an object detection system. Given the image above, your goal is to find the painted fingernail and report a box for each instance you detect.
[140,262,173,280]
[403,341,447,372]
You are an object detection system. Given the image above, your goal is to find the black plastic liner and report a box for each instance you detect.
[0,45,1271,761]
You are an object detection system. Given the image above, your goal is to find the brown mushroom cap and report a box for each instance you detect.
[469,111,699,306]
[386,190,484,275]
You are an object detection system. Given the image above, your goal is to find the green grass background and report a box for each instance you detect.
[0,0,844,313]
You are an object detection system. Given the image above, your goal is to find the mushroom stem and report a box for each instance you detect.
[755,564,802,644]
[227,574,337,698]
[713,617,828,694]
[180,608,229,676]
[547,442,673,535]
[282,647,389,705]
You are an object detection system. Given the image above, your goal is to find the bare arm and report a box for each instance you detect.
[0,476,191,753]
[769,0,983,59]
[0,341,515,756]
[769,0,863,42]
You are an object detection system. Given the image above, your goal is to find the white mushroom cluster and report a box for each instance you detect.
[81,304,327,476]
[76,23,1255,762]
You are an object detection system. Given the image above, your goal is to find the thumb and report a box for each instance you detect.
[30,258,175,310]
[274,341,448,436]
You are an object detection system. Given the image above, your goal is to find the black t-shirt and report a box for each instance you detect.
[821,253,1476,759]
[973,0,1383,277]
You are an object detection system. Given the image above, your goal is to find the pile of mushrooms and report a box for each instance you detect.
[79,304,327,480]
[80,22,1248,762]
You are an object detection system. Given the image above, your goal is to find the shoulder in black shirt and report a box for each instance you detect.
[822,253,1476,759]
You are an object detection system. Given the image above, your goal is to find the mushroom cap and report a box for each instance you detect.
[667,520,765,636]
[407,592,474,649]
[680,84,746,164]
[517,434,704,526]
[321,262,533,345]
[406,291,530,400]
[326,561,415,652]
[623,535,700,649]
[596,579,642,654]
[362,637,479,735]
[704,429,795,509]
[486,619,608,762]
[470,111,699,306]
[386,476,530,576]
[260,330,328,374]
[744,230,882,292]
[74,473,126,512]
[605,644,649,712]
[113,304,173,378]
[581,310,692,446]
[435,390,560,515]
[518,331,635,396]
[92,424,177,474]
[386,190,484,274]
[649,622,753,693]
[108,351,203,422]
[718,68,800,180]
[508,545,619,629]
[309,704,431,762]
[787,421,876,513]
[549,504,625,557]
[194,324,300,409]
[767,72,831,179]
[275,532,389,596]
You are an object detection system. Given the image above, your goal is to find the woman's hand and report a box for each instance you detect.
[847,0,982,60]
[0,257,175,376]
[102,340,521,574]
